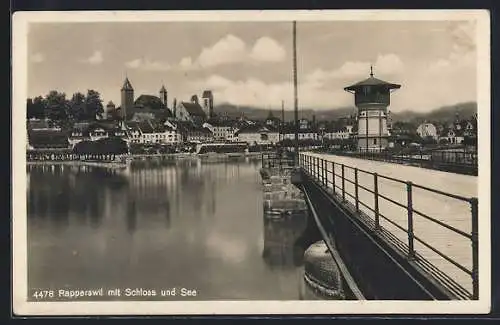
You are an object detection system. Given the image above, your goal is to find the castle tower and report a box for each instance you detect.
[121,77,134,120]
[202,90,214,119]
[160,85,168,107]
[344,66,401,152]
[191,94,199,105]
[105,100,116,120]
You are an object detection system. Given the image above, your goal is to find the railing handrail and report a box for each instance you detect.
[298,152,479,300]
[326,157,474,203]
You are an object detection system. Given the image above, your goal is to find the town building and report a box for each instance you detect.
[282,119,320,141]
[176,95,208,125]
[236,124,279,145]
[126,120,180,145]
[416,123,438,140]
[203,119,239,142]
[176,121,213,143]
[68,121,129,148]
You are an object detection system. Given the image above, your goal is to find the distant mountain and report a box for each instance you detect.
[213,101,477,124]
[390,102,478,123]
[213,103,356,121]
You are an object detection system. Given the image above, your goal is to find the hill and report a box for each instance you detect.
[213,101,478,124]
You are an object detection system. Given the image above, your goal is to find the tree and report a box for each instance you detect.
[85,89,104,120]
[45,90,69,121]
[70,92,86,121]
[27,96,46,119]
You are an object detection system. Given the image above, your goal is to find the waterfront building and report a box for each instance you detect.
[235,124,279,145]
[126,120,180,145]
[175,121,213,143]
[344,66,401,152]
[68,121,129,148]
[282,121,319,141]
[203,120,239,142]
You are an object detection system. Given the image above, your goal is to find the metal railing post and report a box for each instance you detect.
[374,173,380,230]
[354,168,359,212]
[341,164,345,202]
[321,159,328,187]
[471,197,479,299]
[316,157,320,181]
[407,181,415,260]
[332,161,335,194]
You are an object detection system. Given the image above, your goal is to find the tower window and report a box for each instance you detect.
[373,139,377,145]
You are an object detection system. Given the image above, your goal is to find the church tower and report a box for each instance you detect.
[202,90,214,119]
[160,85,168,107]
[344,66,401,152]
[121,76,134,120]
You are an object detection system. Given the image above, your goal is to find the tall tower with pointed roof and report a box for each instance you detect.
[344,66,401,152]
[202,90,214,119]
[160,85,168,107]
[121,77,134,120]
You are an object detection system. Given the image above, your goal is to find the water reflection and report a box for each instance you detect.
[27,157,305,300]
[262,216,308,269]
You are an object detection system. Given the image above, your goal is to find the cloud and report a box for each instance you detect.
[30,52,45,63]
[179,56,194,69]
[304,54,405,92]
[191,74,348,109]
[80,50,103,65]
[125,58,171,71]
[426,21,476,74]
[197,34,247,68]
[177,34,286,70]
[249,37,286,62]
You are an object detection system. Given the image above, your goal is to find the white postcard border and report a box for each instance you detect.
[12,9,491,316]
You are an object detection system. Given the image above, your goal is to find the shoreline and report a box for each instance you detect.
[26,152,264,167]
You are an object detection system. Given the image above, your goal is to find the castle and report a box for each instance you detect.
[104,77,215,124]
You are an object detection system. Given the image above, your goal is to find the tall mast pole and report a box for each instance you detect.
[293,21,299,164]
[281,100,284,144]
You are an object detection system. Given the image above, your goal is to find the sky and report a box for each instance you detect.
[27,20,477,113]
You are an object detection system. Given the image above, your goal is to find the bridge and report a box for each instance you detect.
[262,151,479,300]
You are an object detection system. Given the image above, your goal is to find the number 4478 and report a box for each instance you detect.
[32,290,54,299]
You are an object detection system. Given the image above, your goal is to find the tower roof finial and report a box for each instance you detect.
[370,65,374,77]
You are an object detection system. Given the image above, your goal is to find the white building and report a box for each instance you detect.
[127,120,180,145]
[416,123,438,140]
[203,121,239,142]
[235,125,279,145]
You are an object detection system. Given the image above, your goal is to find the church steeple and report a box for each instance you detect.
[121,76,134,91]
[159,85,168,106]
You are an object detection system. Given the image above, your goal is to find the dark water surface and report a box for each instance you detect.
[27,158,308,301]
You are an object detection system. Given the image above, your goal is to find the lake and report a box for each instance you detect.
[27,158,309,301]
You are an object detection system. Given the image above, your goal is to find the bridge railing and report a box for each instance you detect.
[320,149,478,175]
[299,153,479,300]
